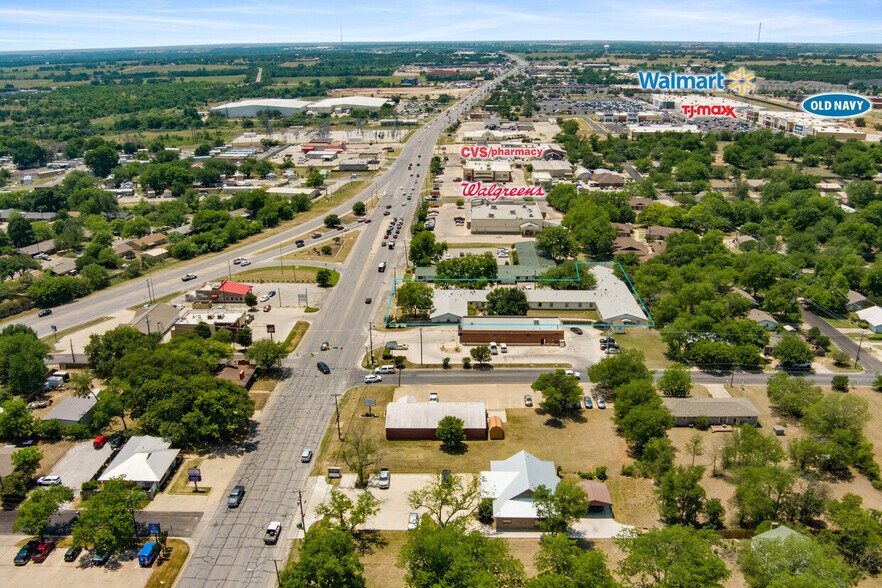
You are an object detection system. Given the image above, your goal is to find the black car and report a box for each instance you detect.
[227,484,245,508]
[317,361,331,374]
[64,545,82,562]
[91,550,110,566]
[569,326,583,335]
[109,436,125,449]
[365,297,372,304]
[38,309,52,318]
[14,540,40,565]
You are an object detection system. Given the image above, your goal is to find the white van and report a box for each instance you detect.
[375,365,396,374]
[500,343,508,354]
[489,342,498,355]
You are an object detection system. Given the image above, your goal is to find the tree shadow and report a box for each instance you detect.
[473,364,494,371]
[440,443,469,455]
[543,417,565,429]
[353,529,388,555]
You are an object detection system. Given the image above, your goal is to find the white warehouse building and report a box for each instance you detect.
[210,99,312,117]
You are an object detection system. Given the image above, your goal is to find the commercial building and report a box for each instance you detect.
[463,160,512,183]
[627,124,700,137]
[462,130,525,142]
[385,397,487,440]
[210,99,311,117]
[41,395,97,427]
[193,280,253,304]
[127,303,181,337]
[459,316,564,345]
[173,308,247,337]
[429,265,648,325]
[469,201,544,235]
[480,451,560,530]
[530,160,573,178]
[662,397,760,427]
[307,96,390,113]
[743,109,866,140]
[99,436,181,489]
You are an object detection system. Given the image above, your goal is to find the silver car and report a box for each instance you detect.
[407,512,419,530]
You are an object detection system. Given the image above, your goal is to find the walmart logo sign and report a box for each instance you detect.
[638,67,755,95]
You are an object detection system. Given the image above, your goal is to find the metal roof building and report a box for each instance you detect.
[480,450,559,530]
[210,99,311,117]
[385,398,487,440]
[41,395,98,427]
[99,436,180,488]
[662,397,760,427]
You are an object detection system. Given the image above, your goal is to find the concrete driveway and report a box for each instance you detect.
[304,473,435,532]
[48,441,112,503]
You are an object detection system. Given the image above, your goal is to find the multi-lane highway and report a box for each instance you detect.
[174,57,527,587]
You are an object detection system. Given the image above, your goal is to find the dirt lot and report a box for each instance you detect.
[314,384,658,529]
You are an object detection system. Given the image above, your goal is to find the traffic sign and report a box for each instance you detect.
[364,399,377,407]
[187,468,202,482]
[148,522,161,536]
[266,324,275,334]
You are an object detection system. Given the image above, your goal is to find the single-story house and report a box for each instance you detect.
[127,303,181,337]
[857,306,882,334]
[49,257,78,276]
[141,247,169,261]
[14,239,57,257]
[385,398,487,441]
[480,450,560,530]
[846,290,869,312]
[645,226,684,242]
[614,236,649,257]
[747,308,779,330]
[611,223,633,237]
[229,208,252,219]
[629,197,655,211]
[98,436,181,489]
[113,241,137,259]
[130,232,167,251]
[734,235,758,250]
[41,395,98,427]
[592,172,626,188]
[662,397,760,427]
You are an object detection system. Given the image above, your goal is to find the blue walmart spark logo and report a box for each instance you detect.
[638,67,755,94]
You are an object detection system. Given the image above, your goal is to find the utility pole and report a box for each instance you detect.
[296,489,306,531]
[279,242,284,275]
[420,328,423,366]
[332,394,342,440]
[146,316,151,335]
[855,332,865,367]
[729,364,736,386]
[368,322,375,364]
[273,560,281,586]
[70,339,75,363]
[227,259,232,281]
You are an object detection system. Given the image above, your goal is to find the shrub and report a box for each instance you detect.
[382,348,393,360]
[578,471,596,480]
[38,419,63,441]
[477,498,494,524]
[693,416,710,430]
[595,466,608,481]
[621,464,637,477]
[831,375,850,393]
[321,245,332,255]
[81,479,99,492]
[62,424,92,440]
[462,357,471,369]
[831,349,852,367]
[442,357,451,369]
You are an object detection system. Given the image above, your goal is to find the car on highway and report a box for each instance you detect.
[569,326,583,335]
[320,341,330,351]
[365,297,372,304]
[316,361,330,374]
[36,475,61,486]
[64,545,82,562]
[596,397,607,409]
[295,240,305,247]
[239,259,251,266]
[524,394,533,407]
[14,540,40,565]
[407,512,420,530]
[300,448,314,463]
[364,374,382,384]
[37,309,52,317]
[227,484,245,508]
[181,274,197,281]
[783,361,812,370]
[262,304,271,312]
[233,257,245,264]
[31,540,55,563]
[383,211,391,216]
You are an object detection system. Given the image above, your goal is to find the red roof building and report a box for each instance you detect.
[199,280,253,303]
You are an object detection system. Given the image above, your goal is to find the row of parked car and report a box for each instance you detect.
[15,541,103,566]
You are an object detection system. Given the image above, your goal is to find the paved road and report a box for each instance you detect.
[0,510,202,537]
[580,115,610,137]
[177,56,528,588]
[801,306,882,373]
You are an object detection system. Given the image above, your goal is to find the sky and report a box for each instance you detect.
[1,0,882,51]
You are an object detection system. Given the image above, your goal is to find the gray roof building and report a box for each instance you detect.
[480,451,560,529]
[42,395,98,426]
[663,397,760,426]
[127,303,181,337]
[99,435,180,487]
[385,398,487,440]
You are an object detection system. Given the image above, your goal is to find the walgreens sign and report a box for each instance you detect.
[461,182,545,201]
[460,146,545,159]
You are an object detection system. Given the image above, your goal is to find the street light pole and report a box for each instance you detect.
[420,327,423,366]
[856,332,865,367]
[368,322,375,365]
[296,489,306,531]
[332,394,342,440]
[227,259,232,281]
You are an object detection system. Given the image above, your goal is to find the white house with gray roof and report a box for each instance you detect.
[662,397,760,427]
[480,450,560,530]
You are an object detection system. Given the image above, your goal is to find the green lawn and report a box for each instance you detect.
[612,329,670,369]
[284,321,311,353]
[167,458,211,495]
[234,266,339,286]
[145,539,190,588]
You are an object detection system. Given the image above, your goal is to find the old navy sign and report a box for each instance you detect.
[801,93,871,118]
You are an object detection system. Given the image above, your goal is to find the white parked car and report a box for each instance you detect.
[565,369,581,380]
[37,475,61,486]
[364,374,382,384]
[428,392,439,403]
[259,294,270,303]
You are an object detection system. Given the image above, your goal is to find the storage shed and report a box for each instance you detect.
[488,416,504,440]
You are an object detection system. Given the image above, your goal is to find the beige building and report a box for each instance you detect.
[172,308,247,337]
[468,201,543,235]
[463,161,512,182]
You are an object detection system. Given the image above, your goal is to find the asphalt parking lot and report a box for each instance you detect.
[47,441,113,503]
[539,98,647,115]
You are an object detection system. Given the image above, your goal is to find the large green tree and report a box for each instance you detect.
[245,338,287,370]
[532,479,590,534]
[396,281,434,316]
[336,426,383,489]
[657,363,692,397]
[281,524,366,588]
[531,370,582,416]
[535,226,576,262]
[84,144,119,178]
[656,465,707,527]
[12,485,74,540]
[587,349,651,398]
[314,488,381,533]
[772,333,814,365]
[436,416,466,452]
[616,525,730,588]
[486,287,529,316]
[409,232,446,266]
[527,534,616,588]
[72,478,150,554]
[407,472,482,528]
[740,534,859,588]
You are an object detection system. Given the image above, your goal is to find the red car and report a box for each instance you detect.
[93,435,108,449]
[262,305,271,312]
[32,541,55,563]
